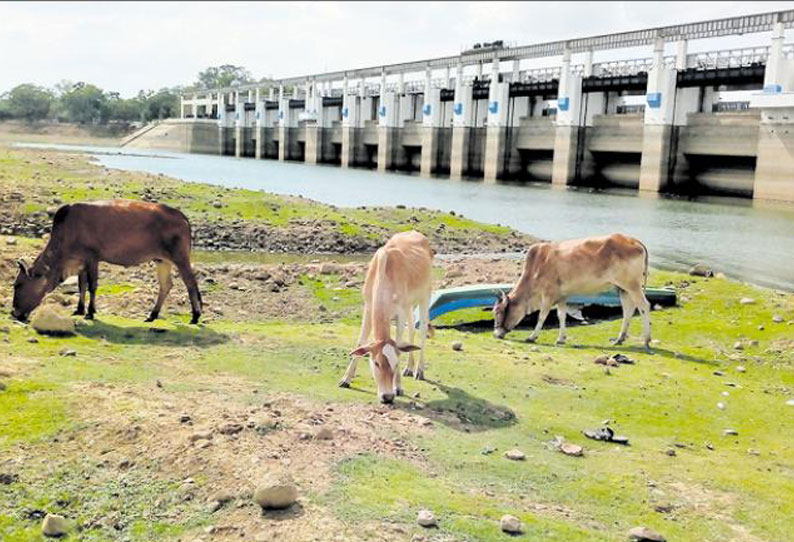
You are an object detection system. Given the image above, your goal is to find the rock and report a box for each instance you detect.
[188,430,213,443]
[500,514,522,534]
[723,429,739,436]
[787,399,794,407]
[688,264,713,277]
[6,236,16,246]
[733,341,744,350]
[739,298,756,305]
[30,307,75,336]
[417,509,437,528]
[717,402,726,410]
[59,349,76,357]
[314,427,334,440]
[736,366,746,373]
[41,513,69,537]
[218,422,243,435]
[451,341,463,352]
[560,443,584,457]
[628,526,666,542]
[504,449,525,461]
[773,314,784,323]
[253,473,298,509]
[212,201,223,208]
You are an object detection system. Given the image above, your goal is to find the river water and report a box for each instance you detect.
[14,143,794,291]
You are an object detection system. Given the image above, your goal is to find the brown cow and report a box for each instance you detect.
[339,231,433,403]
[12,200,202,324]
[493,233,651,347]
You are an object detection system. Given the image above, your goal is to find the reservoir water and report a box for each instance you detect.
[15,143,794,291]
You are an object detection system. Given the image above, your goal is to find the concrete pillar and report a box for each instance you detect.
[421,67,442,177]
[341,76,361,168]
[450,64,473,180]
[305,80,324,164]
[278,85,295,161]
[751,22,794,202]
[234,91,243,158]
[483,59,510,182]
[551,47,584,186]
[217,92,227,155]
[639,37,678,193]
[377,71,399,171]
[255,88,265,159]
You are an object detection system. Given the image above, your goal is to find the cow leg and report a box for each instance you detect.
[613,289,636,345]
[414,300,430,381]
[174,258,202,324]
[73,270,88,316]
[403,308,417,378]
[527,302,551,343]
[85,260,99,320]
[628,287,652,348]
[145,260,173,322]
[393,312,405,396]
[339,303,371,388]
[555,301,567,345]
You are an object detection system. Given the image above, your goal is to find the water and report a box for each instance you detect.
[14,142,794,291]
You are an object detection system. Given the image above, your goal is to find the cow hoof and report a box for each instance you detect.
[144,315,157,323]
[402,367,414,377]
[555,338,566,346]
[84,313,95,321]
[526,336,538,344]
[611,337,625,345]
[73,308,85,316]
[190,315,200,325]
[338,380,351,389]
[414,370,425,381]
[395,388,404,397]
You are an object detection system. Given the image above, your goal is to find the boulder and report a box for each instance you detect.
[688,264,713,277]
[451,341,463,352]
[628,526,666,542]
[41,514,69,537]
[417,509,437,527]
[504,449,525,461]
[253,473,298,509]
[500,514,522,534]
[30,307,75,336]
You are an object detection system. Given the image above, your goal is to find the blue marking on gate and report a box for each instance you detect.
[647,92,662,108]
[423,104,431,116]
[488,101,498,114]
[278,111,283,120]
[454,103,463,115]
[342,107,349,118]
[764,84,783,94]
[558,97,570,111]
[378,106,386,117]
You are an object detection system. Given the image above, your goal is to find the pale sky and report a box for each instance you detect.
[1,1,793,97]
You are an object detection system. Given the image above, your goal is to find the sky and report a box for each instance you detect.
[1,1,793,97]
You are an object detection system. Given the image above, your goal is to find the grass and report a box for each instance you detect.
[1,270,792,541]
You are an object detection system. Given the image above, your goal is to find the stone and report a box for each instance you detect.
[451,341,463,352]
[6,236,17,246]
[212,201,223,208]
[253,473,298,509]
[786,399,794,407]
[723,429,739,436]
[314,427,334,440]
[628,526,666,542]
[736,366,746,373]
[688,264,712,277]
[504,449,525,461]
[739,298,755,305]
[189,430,213,443]
[417,509,437,528]
[59,349,77,357]
[594,355,610,365]
[41,514,69,537]
[30,307,75,336]
[733,341,744,350]
[218,422,243,435]
[560,443,584,457]
[500,514,522,534]
[773,315,784,323]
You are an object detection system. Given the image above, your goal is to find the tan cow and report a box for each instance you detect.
[493,233,651,347]
[339,231,434,403]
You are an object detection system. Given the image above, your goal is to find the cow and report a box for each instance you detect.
[338,231,434,404]
[12,200,202,324]
[493,233,651,348]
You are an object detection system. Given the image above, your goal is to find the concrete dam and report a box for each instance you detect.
[126,10,794,203]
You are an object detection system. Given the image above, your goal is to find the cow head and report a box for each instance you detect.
[12,260,51,322]
[493,291,525,339]
[350,339,420,403]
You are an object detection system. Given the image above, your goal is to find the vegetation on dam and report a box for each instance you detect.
[0,146,792,542]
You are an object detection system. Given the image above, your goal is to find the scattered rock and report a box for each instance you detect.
[628,526,666,542]
[739,298,756,305]
[736,366,746,373]
[417,509,437,528]
[188,430,213,443]
[41,514,69,537]
[723,429,739,436]
[253,473,298,509]
[560,443,584,457]
[212,201,223,208]
[0,472,19,484]
[314,427,334,440]
[30,307,75,336]
[6,236,17,246]
[688,264,712,277]
[500,514,522,534]
[772,315,784,323]
[218,422,243,435]
[665,448,677,457]
[504,449,525,461]
[451,341,463,352]
[59,349,76,357]
[733,341,744,351]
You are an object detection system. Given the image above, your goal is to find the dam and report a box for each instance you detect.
[126,10,794,203]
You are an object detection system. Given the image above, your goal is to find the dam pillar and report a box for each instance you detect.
[751,21,794,203]
[341,77,362,168]
[278,86,297,161]
[483,59,510,183]
[234,91,244,158]
[551,48,584,186]
[450,64,474,180]
[217,92,233,156]
[377,72,400,172]
[639,38,678,193]
[421,68,443,177]
[305,80,325,164]
[254,88,266,159]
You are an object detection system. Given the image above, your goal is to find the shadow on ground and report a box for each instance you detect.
[398,380,517,433]
[76,319,230,347]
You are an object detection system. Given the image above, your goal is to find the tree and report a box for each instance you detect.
[195,65,254,90]
[60,83,108,124]
[4,84,53,122]
[106,93,143,122]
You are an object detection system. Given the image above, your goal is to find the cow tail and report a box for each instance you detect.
[639,240,649,289]
[185,213,204,309]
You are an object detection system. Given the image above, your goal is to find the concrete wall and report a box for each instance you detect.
[125,119,219,154]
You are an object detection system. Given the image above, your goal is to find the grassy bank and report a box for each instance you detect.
[0,121,125,147]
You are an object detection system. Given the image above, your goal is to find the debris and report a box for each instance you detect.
[583,426,629,445]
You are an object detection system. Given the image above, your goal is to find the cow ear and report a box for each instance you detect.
[396,343,421,353]
[350,343,373,357]
[16,260,30,277]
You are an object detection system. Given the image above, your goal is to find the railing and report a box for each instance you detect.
[687,45,770,69]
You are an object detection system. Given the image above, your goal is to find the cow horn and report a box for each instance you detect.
[16,259,30,277]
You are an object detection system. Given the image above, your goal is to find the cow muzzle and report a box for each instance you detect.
[380,393,395,404]
[494,327,507,339]
[11,309,28,323]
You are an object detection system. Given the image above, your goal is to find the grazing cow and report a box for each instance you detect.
[339,231,434,403]
[12,200,202,324]
[493,233,651,347]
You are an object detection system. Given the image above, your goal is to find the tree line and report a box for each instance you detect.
[0,65,263,125]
